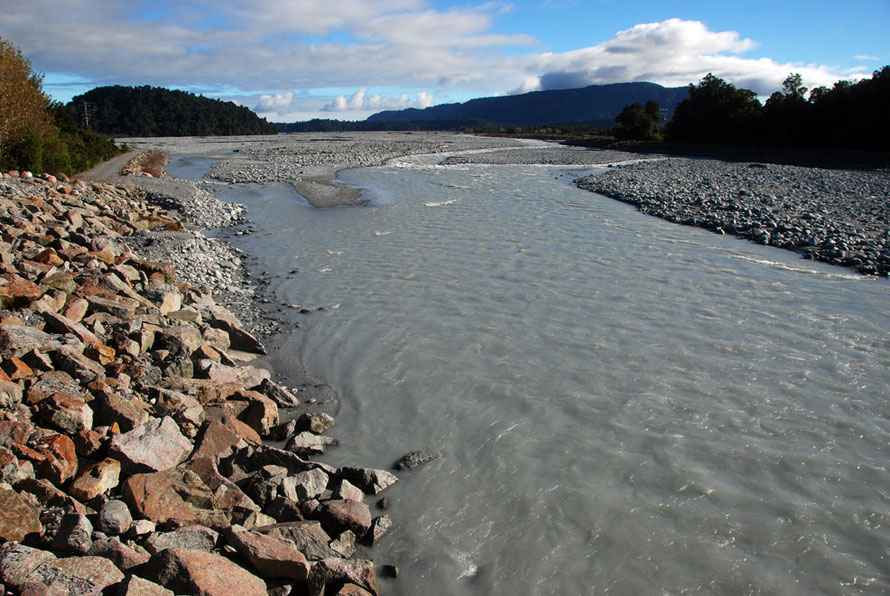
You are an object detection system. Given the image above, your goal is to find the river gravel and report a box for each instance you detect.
[576,157,890,275]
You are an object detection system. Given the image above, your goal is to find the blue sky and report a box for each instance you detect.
[1,0,887,121]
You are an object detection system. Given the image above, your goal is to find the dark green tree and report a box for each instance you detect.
[70,86,278,137]
[614,101,661,140]
[761,73,814,146]
[664,73,762,144]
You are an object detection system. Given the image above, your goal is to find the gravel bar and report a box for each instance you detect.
[576,157,890,276]
[121,132,529,207]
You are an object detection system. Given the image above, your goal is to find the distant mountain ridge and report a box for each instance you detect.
[367,82,690,127]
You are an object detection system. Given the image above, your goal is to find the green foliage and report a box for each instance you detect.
[5,127,44,172]
[807,66,890,149]
[665,69,890,150]
[665,74,762,144]
[0,37,54,165]
[615,101,662,141]
[70,85,278,137]
[0,38,121,175]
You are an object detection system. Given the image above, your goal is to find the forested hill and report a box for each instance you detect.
[367,82,690,127]
[69,86,278,137]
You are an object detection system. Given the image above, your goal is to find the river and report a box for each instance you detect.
[169,151,890,595]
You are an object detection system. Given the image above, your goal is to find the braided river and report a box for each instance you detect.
[172,151,890,595]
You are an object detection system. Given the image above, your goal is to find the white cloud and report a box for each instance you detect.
[520,19,852,96]
[255,92,295,114]
[322,88,434,112]
[416,91,434,109]
[0,2,865,120]
[855,54,880,61]
[0,0,527,95]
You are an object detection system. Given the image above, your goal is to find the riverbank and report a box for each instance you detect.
[0,164,397,594]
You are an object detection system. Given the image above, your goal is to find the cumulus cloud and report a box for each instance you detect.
[0,2,865,119]
[254,92,295,114]
[416,91,435,109]
[521,19,850,96]
[322,88,434,112]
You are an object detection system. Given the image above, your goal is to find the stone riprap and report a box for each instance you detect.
[576,158,890,275]
[0,166,396,596]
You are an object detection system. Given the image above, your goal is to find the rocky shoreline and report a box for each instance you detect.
[575,158,890,276]
[0,164,399,595]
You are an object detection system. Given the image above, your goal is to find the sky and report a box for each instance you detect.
[1,0,888,122]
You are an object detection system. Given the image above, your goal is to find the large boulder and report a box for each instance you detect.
[117,574,175,595]
[142,547,267,596]
[31,432,79,484]
[0,482,43,542]
[336,467,398,495]
[253,521,339,561]
[35,392,93,433]
[0,323,61,358]
[69,458,122,502]
[32,555,124,594]
[225,524,311,580]
[123,469,230,527]
[0,542,55,589]
[317,499,373,537]
[2,548,125,595]
[50,512,94,554]
[88,536,150,571]
[314,557,378,596]
[280,468,330,502]
[144,525,220,554]
[109,416,194,473]
[206,317,266,355]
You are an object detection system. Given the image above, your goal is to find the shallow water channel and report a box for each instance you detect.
[170,152,890,595]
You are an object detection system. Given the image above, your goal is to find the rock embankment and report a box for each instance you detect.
[576,158,890,275]
[0,169,396,595]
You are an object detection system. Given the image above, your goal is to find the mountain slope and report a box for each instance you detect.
[367,82,690,127]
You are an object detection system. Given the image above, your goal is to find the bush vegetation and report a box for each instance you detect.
[0,37,121,175]
[614,100,663,141]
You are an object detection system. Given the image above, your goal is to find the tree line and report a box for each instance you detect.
[0,37,119,175]
[615,67,890,150]
[71,86,278,137]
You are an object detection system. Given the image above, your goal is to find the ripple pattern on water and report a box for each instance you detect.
[218,155,890,595]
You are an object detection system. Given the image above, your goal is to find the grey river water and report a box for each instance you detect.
[170,153,890,594]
